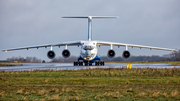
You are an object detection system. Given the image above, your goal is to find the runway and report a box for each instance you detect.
[0,63,179,71]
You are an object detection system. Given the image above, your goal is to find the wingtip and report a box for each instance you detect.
[2,50,8,52]
[172,50,177,52]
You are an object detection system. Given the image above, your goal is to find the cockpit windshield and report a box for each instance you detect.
[83,46,94,50]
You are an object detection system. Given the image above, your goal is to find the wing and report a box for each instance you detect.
[96,41,177,51]
[2,41,81,52]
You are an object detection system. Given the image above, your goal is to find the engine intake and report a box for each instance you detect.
[122,50,130,59]
[107,50,115,58]
[47,50,55,59]
[62,49,70,58]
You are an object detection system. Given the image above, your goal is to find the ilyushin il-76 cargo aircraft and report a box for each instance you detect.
[2,16,177,66]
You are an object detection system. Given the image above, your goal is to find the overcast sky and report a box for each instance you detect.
[0,0,179,61]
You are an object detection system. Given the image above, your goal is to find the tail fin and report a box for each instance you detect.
[62,16,118,41]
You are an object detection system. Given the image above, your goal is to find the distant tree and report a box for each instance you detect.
[50,56,77,63]
[126,55,164,61]
[42,60,46,63]
[163,50,180,61]
[6,56,41,63]
[100,56,112,62]
[111,56,124,61]
[48,50,180,62]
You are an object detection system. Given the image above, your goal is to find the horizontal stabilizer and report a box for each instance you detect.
[62,16,118,41]
[62,17,88,18]
[62,16,118,19]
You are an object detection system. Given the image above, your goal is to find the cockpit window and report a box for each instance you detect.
[83,46,94,50]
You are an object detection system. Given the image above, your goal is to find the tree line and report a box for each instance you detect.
[162,50,180,61]
[50,50,180,62]
[6,56,41,63]
[4,50,180,63]
[101,50,180,62]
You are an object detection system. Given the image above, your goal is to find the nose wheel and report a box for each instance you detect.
[85,62,92,66]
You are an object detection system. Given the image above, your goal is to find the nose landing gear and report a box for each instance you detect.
[85,62,92,66]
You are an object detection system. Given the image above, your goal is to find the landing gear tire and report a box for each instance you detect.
[80,62,83,66]
[100,61,104,66]
[78,62,81,66]
[85,63,88,66]
[95,61,104,66]
[74,62,77,66]
[95,62,99,66]
[74,61,83,66]
[89,63,92,66]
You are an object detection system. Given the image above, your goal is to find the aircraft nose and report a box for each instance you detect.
[85,50,91,56]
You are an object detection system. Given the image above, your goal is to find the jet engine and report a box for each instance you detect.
[107,50,115,58]
[122,50,130,59]
[62,49,70,58]
[47,50,56,59]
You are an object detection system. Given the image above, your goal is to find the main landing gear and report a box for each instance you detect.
[73,61,104,66]
[74,61,83,66]
[95,61,104,66]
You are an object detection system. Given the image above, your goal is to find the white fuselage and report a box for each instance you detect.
[80,41,98,61]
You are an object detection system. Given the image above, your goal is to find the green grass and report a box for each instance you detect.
[106,61,180,64]
[171,63,180,66]
[0,68,180,101]
[0,63,22,67]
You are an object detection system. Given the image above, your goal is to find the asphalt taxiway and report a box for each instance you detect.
[0,63,179,71]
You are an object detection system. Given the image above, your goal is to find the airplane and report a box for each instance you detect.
[2,16,177,66]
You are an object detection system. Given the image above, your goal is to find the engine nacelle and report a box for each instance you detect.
[107,50,115,58]
[122,50,130,59]
[47,50,56,59]
[62,49,70,58]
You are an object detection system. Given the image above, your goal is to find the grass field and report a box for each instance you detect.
[171,63,180,66]
[0,63,22,67]
[106,61,180,66]
[106,61,180,64]
[0,68,180,101]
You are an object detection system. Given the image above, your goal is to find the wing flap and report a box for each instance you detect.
[2,41,81,52]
